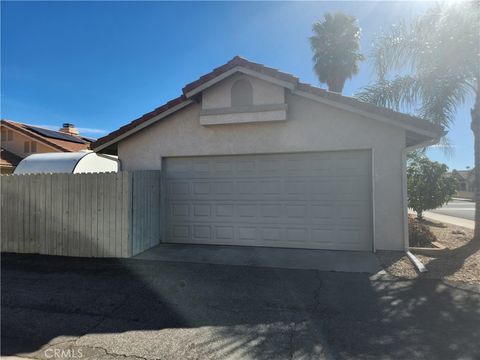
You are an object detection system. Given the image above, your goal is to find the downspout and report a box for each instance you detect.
[402,136,443,272]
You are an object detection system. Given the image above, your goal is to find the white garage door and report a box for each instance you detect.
[164,151,373,251]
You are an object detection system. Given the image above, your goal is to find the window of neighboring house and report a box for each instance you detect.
[31,141,37,153]
[459,182,466,191]
[7,130,13,141]
[24,141,30,153]
[231,79,253,107]
[1,129,6,142]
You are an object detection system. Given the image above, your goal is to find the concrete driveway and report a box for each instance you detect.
[2,253,480,360]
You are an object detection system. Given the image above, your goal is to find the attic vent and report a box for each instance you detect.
[231,79,253,107]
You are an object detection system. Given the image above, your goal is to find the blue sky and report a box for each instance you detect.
[1,1,474,170]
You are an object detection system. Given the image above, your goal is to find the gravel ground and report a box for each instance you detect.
[377,221,480,285]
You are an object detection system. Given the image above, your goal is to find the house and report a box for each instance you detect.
[450,169,475,199]
[0,120,92,174]
[92,56,444,252]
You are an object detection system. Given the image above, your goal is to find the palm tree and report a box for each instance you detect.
[356,2,480,238]
[309,12,364,93]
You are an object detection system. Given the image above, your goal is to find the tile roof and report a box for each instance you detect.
[182,56,299,95]
[1,119,91,152]
[0,148,22,167]
[92,56,444,150]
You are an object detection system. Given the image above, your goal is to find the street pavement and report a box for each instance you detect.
[430,198,475,220]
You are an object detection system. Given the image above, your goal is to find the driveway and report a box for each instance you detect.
[2,253,480,360]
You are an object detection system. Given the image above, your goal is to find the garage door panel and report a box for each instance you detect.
[193,225,211,240]
[168,178,363,202]
[168,223,369,250]
[165,151,372,251]
[169,202,348,225]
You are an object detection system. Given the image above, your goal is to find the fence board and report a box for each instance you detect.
[108,174,116,257]
[84,174,92,257]
[4,177,9,252]
[38,175,46,254]
[0,171,161,258]
[32,175,38,253]
[79,174,86,257]
[2,177,8,252]
[97,173,103,257]
[91,174,98,257]
[24,175,31,253]
[115,173,121,257]
[45,175,52,254]
[52,175,61,255]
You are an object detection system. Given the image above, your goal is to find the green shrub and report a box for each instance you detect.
[407,154,457,219]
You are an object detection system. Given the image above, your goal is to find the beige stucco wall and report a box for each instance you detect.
[1,126,55,157]
[118,92,406,251]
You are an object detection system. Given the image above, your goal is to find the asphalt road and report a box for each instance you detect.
[2,253,480,360]
[430,199,475,220]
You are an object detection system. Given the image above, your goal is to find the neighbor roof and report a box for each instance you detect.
[92,56,444,151]
[1,119,92,152]
[452,169,474,180]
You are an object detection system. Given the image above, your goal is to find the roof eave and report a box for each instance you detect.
[93,98,193,152]
[183,66,297,99]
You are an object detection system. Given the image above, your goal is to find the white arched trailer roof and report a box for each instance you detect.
[14,151,120,174]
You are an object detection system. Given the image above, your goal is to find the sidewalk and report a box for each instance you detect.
[408,209,474,229]
[422,211,474,229]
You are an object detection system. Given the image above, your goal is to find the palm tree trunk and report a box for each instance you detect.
[327,79,345,94]
[471,90,480,239]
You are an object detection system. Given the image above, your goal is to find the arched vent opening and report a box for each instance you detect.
[231,79,253,107]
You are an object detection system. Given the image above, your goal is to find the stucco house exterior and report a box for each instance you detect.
[92,56,444,252]
[450,169,475,200]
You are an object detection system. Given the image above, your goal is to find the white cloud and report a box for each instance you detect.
[34,124,108,135]
[76,127,108,135]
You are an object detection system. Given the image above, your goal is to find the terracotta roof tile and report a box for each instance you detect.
[182,56,299,95]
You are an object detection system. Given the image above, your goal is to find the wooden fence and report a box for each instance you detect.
[0,171,161,258]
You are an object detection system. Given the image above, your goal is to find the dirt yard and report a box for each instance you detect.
[377,221,480,285]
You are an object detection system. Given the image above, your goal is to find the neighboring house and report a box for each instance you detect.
[0,120,92,174]
[0,148,22,174]
[450,169,475,199]
[92,56,444,252]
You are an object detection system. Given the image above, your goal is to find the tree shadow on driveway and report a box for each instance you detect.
[1,253,479,359]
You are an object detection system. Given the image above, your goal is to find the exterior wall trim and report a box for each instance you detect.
[184,66,297,98]
[200,103,287,116]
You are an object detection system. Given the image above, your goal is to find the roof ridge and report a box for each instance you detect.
[92,57,444,151]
